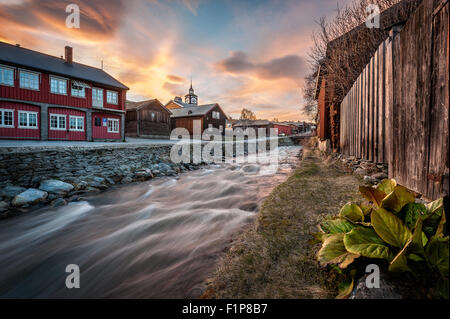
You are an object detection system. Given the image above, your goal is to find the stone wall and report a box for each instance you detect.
[0,144,180,189]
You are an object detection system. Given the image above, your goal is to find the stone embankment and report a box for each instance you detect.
[0,144,203,217]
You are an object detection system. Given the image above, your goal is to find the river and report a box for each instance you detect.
[0,146,301,298]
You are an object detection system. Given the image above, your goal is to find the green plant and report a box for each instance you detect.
[315,179,448,299]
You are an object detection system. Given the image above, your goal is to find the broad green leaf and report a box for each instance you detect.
[402,203,427,229]
[389,250,411,273]
[371,208,412,248]
[377,179,397,195]
[435,210,446,238]
[320,219,355,234]
[422,200,444,238]
[425,236,449,278]
[359,186,386,208]
[359,200,374,216]
[426,198,444,216]
[339,203,364,223]
[380,185,415,214]
[344,227,390,259]
[422,232,428,246]
[390,218,425,273]
[336,279,354,299]
[317,233,360,268]
[408,254,424,262]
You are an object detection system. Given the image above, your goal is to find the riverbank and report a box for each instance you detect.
[202,143,364,298]
[0,144,205,219]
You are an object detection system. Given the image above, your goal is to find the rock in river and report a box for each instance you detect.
[12,189,48,207]
[39,180,74,195]
[0,186,27,198]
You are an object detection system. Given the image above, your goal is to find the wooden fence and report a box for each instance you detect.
[340,0,449,199]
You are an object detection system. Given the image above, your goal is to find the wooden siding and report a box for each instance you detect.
[202,105,226,134]
[339,0,449,199]
[0,66,126,111]
[0,101,40,139]
[48,107,86,141]
[172,116,203,136]
[125,101,171,138]
[92,112,121,140]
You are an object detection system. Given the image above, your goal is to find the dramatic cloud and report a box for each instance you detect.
[216,51,307,80]
[166,74,185,83]
[0,0,348,121]
[0,0,127,41]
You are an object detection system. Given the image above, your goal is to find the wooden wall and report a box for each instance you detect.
[339,0,449,199]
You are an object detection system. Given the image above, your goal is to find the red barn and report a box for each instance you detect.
[272,123,292,136]
[0,42,128,141]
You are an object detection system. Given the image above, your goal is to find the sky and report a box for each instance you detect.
[0,0,351,121]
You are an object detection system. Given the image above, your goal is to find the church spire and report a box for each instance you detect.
[185,77,198,106]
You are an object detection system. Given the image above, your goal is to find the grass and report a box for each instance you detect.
[202,146,363,299]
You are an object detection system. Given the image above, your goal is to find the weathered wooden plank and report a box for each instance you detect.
[386,36,394,178]
[427,1,449,198]
[373,49,379,163]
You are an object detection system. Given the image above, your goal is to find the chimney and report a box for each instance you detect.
[65,46,73,64]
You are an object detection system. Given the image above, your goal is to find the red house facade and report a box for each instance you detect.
[272,123,292,136]
[0,42,128,141]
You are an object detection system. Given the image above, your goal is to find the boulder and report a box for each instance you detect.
[12,189,48,207]
[51,198,67,207]
[354,167,367,176]
[350,271,421,299]
[372,172,389,180]
[0,186,27,198]
[134,168,153,180]
[74,181,88,191]
[39,180,74,195]
[0,201,9,213]
[364,175,378,184]
[121,176,133,184]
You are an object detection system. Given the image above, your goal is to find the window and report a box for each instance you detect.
[212,111,220,119]
[69,116,84,131]
[151,112,155,122]
[107,90,118,105]
[95,117,101,127]
[50,114,66,130]
[0,65,14,86]
[18,111,38,129]
[0,109,14,128]
[50,76,67,95]
[92,88,103,107]
[107,118,119,133]
[71,83,85,98]
[19,70,39,90]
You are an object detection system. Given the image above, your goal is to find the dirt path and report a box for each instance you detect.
[202,145,364,299]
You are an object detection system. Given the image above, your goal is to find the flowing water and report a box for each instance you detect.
[0,146,301,298]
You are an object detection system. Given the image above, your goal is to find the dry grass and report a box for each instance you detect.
[202,147,363,299]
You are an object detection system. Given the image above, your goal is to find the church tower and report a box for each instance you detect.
[184,81,198,106]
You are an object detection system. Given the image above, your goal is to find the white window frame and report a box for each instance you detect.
[0,109,14,128]
[19,70,40,91]
[69,115,84,132]
[18,111,38,129]
[212,111,220,119]
[107,118,119,133]
[0,65,14,87]
[106,90,118,105]
[49,114,67,131]
[50,76,67,95]
[92,87,104,107]
[71,82,86,98]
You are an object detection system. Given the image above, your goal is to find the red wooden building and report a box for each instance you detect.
[272,123,292,136]
[0,42,128,141]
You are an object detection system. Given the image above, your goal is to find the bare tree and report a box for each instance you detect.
[240,108,257,120]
